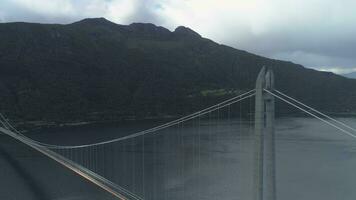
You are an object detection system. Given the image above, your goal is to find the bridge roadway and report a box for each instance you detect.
[0,131,117,200]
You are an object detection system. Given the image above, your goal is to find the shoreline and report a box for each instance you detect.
[12,112,356,133]
[14,115,179,132]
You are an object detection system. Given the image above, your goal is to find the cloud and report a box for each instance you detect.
[0,0,165,24]
[155,0,356,73]
[318,67,356,74]
[0,0,356,74]
[272,51,356,73]
[11,0,75,16]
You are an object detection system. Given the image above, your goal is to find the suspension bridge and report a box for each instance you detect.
[0,66,356,200]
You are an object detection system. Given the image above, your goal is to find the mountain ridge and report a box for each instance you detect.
[0,18,355,125]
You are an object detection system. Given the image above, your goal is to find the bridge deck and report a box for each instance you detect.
[0,133,116,200]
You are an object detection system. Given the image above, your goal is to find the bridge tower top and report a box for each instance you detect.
[253,66,276,200]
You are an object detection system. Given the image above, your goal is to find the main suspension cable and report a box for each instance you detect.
[2,90,255,149]
[264,89,356,140]
[274,89,356,133]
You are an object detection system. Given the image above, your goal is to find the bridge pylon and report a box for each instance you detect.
[253,66,276,200]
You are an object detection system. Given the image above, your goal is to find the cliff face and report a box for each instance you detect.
[0,18,355,122]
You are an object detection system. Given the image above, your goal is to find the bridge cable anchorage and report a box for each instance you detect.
[273,89,356,133]
[264,89,356,140]
[13,90,256,149]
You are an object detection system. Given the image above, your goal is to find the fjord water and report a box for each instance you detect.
[2,117,356,200]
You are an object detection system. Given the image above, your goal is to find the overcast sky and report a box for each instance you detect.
[1,0,355,74]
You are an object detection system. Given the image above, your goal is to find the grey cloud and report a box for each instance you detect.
[0,0,355,73]
[0,0,78,24]
[125,0,165,25]
[220,23,356,72]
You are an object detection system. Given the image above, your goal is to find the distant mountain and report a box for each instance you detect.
[343,72,356,79]
[0,18,356,124]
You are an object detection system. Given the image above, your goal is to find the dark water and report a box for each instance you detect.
[1,117,356,200]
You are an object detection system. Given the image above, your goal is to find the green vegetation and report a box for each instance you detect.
[200,89,242,97]
[0,18,355,125]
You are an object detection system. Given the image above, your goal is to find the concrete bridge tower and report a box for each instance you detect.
[253,66,276,200]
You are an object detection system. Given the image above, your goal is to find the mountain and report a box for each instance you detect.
[0,18,356,124]
[343,72,356,79]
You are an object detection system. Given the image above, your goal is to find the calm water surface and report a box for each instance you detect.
[1,117,356,200]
